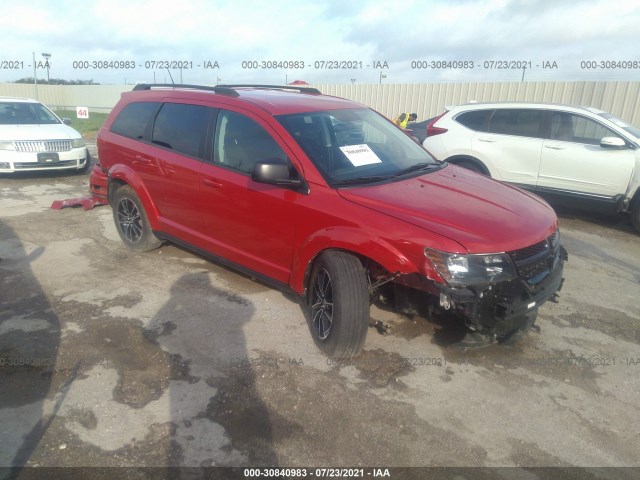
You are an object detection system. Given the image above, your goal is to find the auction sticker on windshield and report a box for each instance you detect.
[339,144,382,167]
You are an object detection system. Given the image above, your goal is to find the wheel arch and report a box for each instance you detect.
[107,165,161,231]
[291,228,423,296]
[446,155,491,176]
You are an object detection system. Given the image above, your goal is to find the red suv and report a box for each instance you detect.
[94,84,566,358]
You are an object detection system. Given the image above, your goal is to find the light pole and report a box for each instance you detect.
[41,53,51,83]
[379,71,387,84]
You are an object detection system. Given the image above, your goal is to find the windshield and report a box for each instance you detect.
[0,101,61,125]
[277,108,439,186]
[598,112,640,139]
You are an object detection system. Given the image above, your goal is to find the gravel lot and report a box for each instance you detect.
[1,149,639,478]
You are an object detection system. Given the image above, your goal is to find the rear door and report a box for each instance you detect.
[142,101,215,240]
[537,111,635,198]
[472,108,544,186]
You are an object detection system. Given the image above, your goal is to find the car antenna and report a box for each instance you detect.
[166,68,175,84]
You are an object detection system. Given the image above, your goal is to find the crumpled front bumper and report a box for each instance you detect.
[435,245,567,338]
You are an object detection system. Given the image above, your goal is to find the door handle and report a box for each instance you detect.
[544,145,566,150]
[202,177,223,188]
[478,137,497,143]
[159,160,175,174]
[134,155,152,165]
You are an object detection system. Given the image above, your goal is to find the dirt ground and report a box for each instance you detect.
[1,148,639,479]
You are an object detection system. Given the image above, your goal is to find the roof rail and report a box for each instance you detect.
[131,83,239,97]
[217,84,322,95]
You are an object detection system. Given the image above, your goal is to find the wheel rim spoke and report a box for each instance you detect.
[117,198,142,242]
[311,268,333,340]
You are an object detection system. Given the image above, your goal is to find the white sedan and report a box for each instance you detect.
[0,97,90,174]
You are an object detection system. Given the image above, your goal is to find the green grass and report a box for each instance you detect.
[52,109,109,140]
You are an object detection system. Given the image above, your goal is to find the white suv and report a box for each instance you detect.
[0,97,90,174]
[422,102,640,231]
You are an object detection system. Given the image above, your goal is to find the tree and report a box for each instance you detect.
[13,78,100,85]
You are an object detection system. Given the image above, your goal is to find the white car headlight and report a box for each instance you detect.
[0,141,15,151]
[71,138,85,148]
[425,248,517,287]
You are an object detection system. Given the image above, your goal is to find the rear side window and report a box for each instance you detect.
[110,102,160,140]
[488,109,543,138]
[151,103,211,158]
[455,110,491,132]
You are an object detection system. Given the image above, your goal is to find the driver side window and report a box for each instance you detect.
[550,112,620,145]
[213,110,289,174]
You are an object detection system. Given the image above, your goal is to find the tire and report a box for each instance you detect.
[631,199,640,233]
[77,148,91,174]
[629,195,640,233]
[112,185,162,252]
[456,159,487,176]
[307,251,370,359]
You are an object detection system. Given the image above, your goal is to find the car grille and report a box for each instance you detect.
[13,140,72,153]
[509,231,560,284]
[13,160,78,169]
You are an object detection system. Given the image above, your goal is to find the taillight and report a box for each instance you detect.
[426,113,448,137]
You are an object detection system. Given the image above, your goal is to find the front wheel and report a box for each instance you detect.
[307,251,370,359]
[112,185,162,252]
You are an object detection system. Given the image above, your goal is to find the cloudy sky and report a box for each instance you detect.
[1,0,639,85]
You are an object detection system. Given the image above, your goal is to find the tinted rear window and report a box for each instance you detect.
[151,103,211,158]
[455,110,491,132]
[110,102,160,139]
[488,109,543,138]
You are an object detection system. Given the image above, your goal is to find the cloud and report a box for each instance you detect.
[1,0,639,84]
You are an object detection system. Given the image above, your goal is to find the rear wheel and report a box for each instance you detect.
[307,251,369,359]
[112,185,162,252]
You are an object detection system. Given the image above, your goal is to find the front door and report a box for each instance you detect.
[198,108,301,284]
[538,111,635,198]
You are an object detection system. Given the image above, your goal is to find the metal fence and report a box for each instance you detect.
[1,81,639,125]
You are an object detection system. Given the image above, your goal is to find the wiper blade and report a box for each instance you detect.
[393,162,437,177]
[332,176,391,186]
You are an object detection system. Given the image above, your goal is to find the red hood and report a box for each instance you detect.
[338,164,558,253]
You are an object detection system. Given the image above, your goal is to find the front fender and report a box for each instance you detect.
[289,226,423,294]
[107,164,160,231]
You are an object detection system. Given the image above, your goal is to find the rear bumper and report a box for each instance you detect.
[89,164,109,200]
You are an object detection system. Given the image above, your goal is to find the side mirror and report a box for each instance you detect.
[62,118,72,125]
[252,159,308,193]
[600,136,626,149]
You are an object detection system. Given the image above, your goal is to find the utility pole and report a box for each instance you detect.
[33,52,38,99]
[42,53,51,83]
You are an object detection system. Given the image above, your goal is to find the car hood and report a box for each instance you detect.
[0,123,82,141]
[338,164,558,253]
